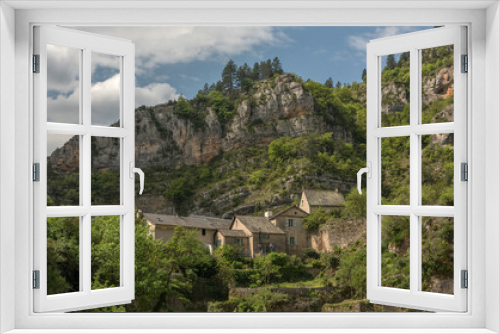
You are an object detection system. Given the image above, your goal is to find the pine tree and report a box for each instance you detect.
[221,59,237,92]
[361,69,367,82]
[335,81,342,89]
[252,62,261,81]
[261,59,273,79]
[398,52,410,67]
[272,57,284,75]
[325,77,333,88]
[385,54,396,70]
[236,63,250,89]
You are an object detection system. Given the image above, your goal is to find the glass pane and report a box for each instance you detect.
[91,216,121,290]
[47,134,80,206]
[422,134,454,206]
[381,216,410,289]
[47,44,80,124]
[381,52,410,127]
[91,52,121,127]
[91,137,120,205]
[421,217,454,294]
[381,136,410,205]
[421,45,454,124]
[47,217,80,295]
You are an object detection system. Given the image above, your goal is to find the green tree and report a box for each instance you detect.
[361,68,367,82]
[385,54,396,70]
[303,207,330,231]
[324,77,333,88]
[252,62,261,81]
[271,57,284,75]
[343,187,367,219]
[222,59,237,93]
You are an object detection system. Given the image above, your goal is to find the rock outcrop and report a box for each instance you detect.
[50,74,353,173]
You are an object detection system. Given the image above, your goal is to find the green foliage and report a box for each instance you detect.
[208,90,236,128]
[302,248,320,259]
[268,136,298,163]
[334,244,366,300]
[343,187,366,219]
[303,208,331,231]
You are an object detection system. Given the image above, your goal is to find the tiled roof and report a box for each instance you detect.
[235,216,285,234]
[218,230,248,237]
[269,205,309,219]
[303,189,345,207]
[143,213,231,230]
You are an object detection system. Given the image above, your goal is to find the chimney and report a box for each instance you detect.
[136,209,143,219]
[264,210,273,219]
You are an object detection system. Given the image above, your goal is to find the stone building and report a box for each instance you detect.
[142,189,346,258]
[299,189,345,214]
[142,213,231,253]
[269,206,309,257]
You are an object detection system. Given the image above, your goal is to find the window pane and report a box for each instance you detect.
[91,137,120,205]
[381,216,410,289]
[381,136,410,205]
[421,45,454,124]
[421,217,454,295]
[47,134,80,206]
[91,52,121,127]
[47,217,80,295]
[47,44,80,124]
[381,52,410,127]
[422,134,454,206]
[91,216,121,290]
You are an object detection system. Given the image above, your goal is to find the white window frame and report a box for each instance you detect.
[1,2,498,333]
[33,25,136,313]
[365,26,467,313]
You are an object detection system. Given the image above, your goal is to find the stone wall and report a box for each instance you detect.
[309,218,366,251]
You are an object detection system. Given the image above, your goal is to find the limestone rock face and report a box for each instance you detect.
[50,74,353,172]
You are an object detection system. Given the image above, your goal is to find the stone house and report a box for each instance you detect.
[299,189,345,214]
[227,215,286,258]
[142,213,231,253]
[269,206,309,257]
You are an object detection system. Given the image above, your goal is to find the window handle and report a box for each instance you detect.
[357,162,371,195]
[129,162,145,195]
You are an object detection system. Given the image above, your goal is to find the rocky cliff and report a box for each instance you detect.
[50,74,353,173]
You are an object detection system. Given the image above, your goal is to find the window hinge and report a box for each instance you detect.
[461,54,468,73]
[33,270,40,289]
[33,163,40,182]
[461,162,468,181]
[33,54,40,73]
[461,270,468,289]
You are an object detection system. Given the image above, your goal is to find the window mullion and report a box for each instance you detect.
[409,47,420,294]
[82,48,92,294]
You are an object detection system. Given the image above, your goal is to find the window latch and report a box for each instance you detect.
[129,162,144,195]
[357,162,371,194]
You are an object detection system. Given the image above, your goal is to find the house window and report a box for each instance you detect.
[201,229,206,236]
[234,238,243,245]
[216,239,222,247]
[288,237,297,245]
[287,219,296,227]
[261,233,269,239]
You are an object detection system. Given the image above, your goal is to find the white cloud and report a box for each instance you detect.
[136,82,180,107]
[48,74,179,125]
[71,26,288,73]
[47,44,80,93]
[348,27,424,52]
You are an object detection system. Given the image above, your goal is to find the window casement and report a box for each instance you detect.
[288,237,297,245]
[287,218,296,227]
[361,26,467,312]
[33,26,139,313]
[5,4,492,333]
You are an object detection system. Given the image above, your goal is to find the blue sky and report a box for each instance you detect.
[74,26,431,100]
